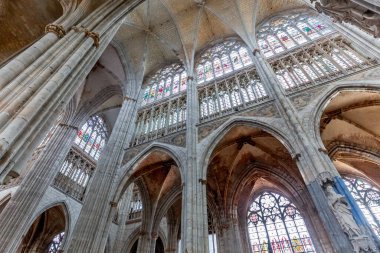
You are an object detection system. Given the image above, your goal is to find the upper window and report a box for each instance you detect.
[74,115,108,160]
[344,177,380,237]
[196,40,253,84]
[247,192,316,253]
[257,11,333,58]
[142,63,187,105]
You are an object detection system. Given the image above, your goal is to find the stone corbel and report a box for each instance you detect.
[291,153,301,161]
[45,24,66,38]
[198,178,207,185]
[187,76,194,81]
[318,171,334,187]
[110,201,118,207]
[252,48,260,56]
[72,26,100,48]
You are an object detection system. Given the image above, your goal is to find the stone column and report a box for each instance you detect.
[0,0,142,178]
[67,93,140,252]
[0,120,79,253]
[252,51,355,252]
[180,76,209,253]
[111,184,134,253]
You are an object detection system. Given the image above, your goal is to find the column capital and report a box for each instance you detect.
[198,178,207,185]
[124,95,137,102]
[187,76,194,81]
[72,26,100,48]
[45,24,66,38]
[252,48,260,56]
[110,201,118,207]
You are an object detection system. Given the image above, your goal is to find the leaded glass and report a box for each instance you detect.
[343,177,380,237]
[247,192,316,253]
[257,11,332,57]
[48,232,65,253]
[74,115,108,160]
[196,40,253,84]
[142,63,187,105]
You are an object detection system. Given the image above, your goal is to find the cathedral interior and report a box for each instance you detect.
[0,0,380,252]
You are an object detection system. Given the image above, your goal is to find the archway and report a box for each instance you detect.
[17,204,68,253]
[155,237,165,253]
[204,124,326,252]
[319,89,380,238]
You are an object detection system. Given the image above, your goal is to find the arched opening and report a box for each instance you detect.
[155,237,165,253]
[205,124,325,252]
[118,148,183,253]
[17,204,67,253]
[130,239,138,253]
[319,89,380,238]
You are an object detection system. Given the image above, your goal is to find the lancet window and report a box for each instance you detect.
[257,11,333,58]
[196,40,253,84]
[128,187,143,220]
[48,232,65,253]
[132,95,186,146]
[53,148,95,201]
[142,63,187,105]
[74,115,108,160]
[247,192,316,253]
[343,177,380,237]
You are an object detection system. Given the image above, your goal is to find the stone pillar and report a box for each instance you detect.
[180,76,209,253]
[148,232,158,253]
[0,0,142,178]
[111,184,134,253]
[252,51,355,252]
[0,120,79,253]
[166,220,178,253]
[67,94,140,252]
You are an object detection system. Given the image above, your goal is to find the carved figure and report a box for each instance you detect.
[315,0,380,37]
[325,184,362,238]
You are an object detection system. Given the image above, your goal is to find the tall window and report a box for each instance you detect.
[196,40,253,84]
[142,63,187,105]
[343,177,380,237]
[257,11,333,58]
[247,192,316,253]
[48,232,65,253]
[128,187,143,220]
[74,115,108,160]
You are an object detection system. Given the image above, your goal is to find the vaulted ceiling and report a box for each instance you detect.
[114,0,308,81]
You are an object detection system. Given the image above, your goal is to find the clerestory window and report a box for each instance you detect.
[47,232,65,253]
[74,115,108,160]
[196,40,253,84]
[142,63,187,105]
[257,10,333,58]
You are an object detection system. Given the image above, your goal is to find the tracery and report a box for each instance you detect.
[128,186,143,220]
[48,232,65,253]
[247,192,316,253]
[142,63,187,105]
[343,177,380,237]
[259,10,376,92]
[196,40,253,84]
[74,115,108,160]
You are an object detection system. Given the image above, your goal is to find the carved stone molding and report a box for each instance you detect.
[45,24,66,38]
[72,26,100,48]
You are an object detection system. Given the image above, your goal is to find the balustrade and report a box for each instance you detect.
[132,94,187,146]
[269,35,377,93]
[198,67,268,122]
[52,146,95,201]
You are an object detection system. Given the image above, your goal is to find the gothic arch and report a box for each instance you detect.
[116,143,186,201]
[18,202,70,253]
[199,117,298,180]
[123,227,141,253]
[309,84,380,149]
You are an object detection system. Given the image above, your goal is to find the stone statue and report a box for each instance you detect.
[325,184,362,238]
[314,0,380,37]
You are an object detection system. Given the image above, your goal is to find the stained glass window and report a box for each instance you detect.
[257,11,333,58]
[247,192,316,253]
[196,40,253,84]
[74,115,108,160]
[343,177,380,237]
[142,63,187,105]
[48,232,65,253]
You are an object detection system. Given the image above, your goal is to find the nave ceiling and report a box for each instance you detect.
[114,0,308,81]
